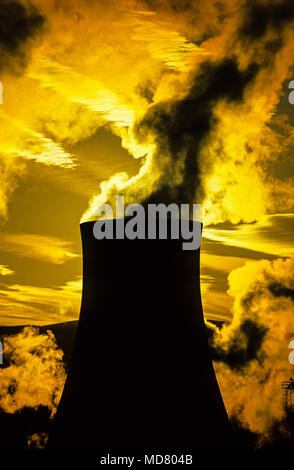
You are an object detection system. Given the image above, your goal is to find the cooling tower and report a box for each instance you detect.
[47,218,233,451]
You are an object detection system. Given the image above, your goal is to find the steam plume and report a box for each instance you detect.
[81,0,294,224]
[207,256,294,440]
[0,327,66,416]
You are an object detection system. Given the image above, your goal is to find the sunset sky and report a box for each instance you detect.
[0,0,294,327]
[2,0,294,444]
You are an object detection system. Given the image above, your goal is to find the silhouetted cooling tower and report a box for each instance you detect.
[48,219,233,451]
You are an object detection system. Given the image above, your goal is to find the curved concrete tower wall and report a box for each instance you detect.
[48,220,233,450]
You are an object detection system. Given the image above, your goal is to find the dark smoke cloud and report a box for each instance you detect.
[0,0,45,74]
[268,282,294,301]
[135,59,258,206]
[206,319,268,370]
[240,0,294,40]
[235,0,294,70]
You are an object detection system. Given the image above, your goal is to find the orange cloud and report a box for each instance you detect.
[0,265,14,276]
[204,214,294,257]
[0,278,82,325]
[0,326,66,416]
[207,256,294,442]
[0,233,79,264]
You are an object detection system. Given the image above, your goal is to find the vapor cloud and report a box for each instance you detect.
[0,327,66,416]
[207,256,294,441]
[134,58,258,207]
[80,0,294,226]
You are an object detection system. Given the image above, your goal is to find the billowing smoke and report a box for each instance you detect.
[0,0,45,75]
[0,327,66,416]
[82,0,294,224]
[83,0,294,223]
[134,59,258,207]
[240,0,294,40]
[206,256,294,442]
[0,0,292,225]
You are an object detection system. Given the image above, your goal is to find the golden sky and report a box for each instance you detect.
[0,0,294,328]
[1,0,294,443]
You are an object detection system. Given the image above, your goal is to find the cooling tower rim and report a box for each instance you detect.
[80,218,203,226]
